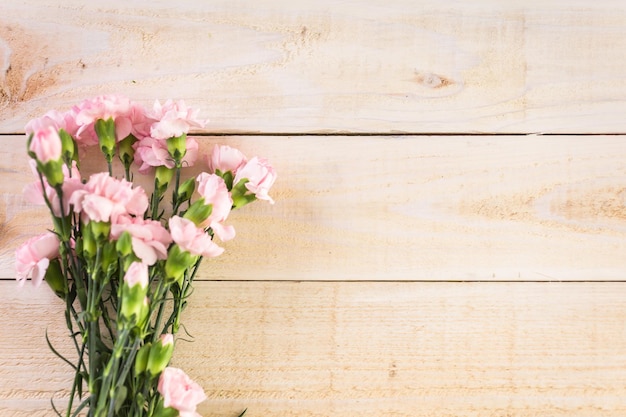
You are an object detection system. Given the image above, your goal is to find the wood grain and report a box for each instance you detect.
[1,281,625,417]
[2,1,626,134]
[2,134,626,281]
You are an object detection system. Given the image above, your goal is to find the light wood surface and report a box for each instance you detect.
[2,134,626,281]
[2,1,626,416]
[2,1,626,133]
[2,282,626,417]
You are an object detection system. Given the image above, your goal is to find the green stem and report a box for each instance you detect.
[171,164,182,216]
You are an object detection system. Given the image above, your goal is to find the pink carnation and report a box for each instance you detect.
[25,109,79,138]
[111,216,172,265]
[133,136,199,174]
[74,94,133,142]
[15,232,60,287]
[207,145,247,175]
[70,173,149,223]
[196,173,235,241]
[128,101,155,140]
[233,156,277,204]
[169,216,224,258]
[29,126,62,163]
[157,367,207,417]
[148,100,206,140]
[23,160,83,217]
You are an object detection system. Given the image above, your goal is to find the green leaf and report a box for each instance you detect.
[45,328,77,371]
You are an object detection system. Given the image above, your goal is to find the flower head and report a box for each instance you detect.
[207,145,247,175]
[169,216,224,258]
[157,367,207,417]
[29,126,62,163]
[195,173,235,241]
[148,100,205,140]
[133,136,199,174]
[74,94,133,141]
[70,173,149,223]
[25,109,79,138]
[15,232,60,287]
[111,216,172,265]
[233,156,276,204]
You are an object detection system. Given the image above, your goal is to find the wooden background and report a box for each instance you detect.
[2,1,626,416]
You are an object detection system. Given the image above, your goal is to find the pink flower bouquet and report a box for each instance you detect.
[15,95,275,417]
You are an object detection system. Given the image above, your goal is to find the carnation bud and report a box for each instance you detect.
[166,133,187,163]
[147,334,174,376]
[135,342,152,375]
[94,117,116,162]
[120,263,149,324]
[155,166,174,194]
[183,199,212,227]
[176,178,195,204]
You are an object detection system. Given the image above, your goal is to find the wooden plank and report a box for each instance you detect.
[2,134,626,281]
[1,280,625,416]
[2,1,626,134]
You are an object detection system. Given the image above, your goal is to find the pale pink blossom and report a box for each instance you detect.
[169,216,224,258]
[233,156,276,204]
[128,101,155,140]
[123,262,149,288]
[15,232,60,287]
[74,94,133,142]
[29,126,62,163]
[195,173,235,241]
[157,367,207,417]
[133,136,199,174]
[207,145,247,175]
[70,173,149,223]
[25,109,78,138]
[148,100,206,140]
[23,160,83,217]
[111,216,172,265]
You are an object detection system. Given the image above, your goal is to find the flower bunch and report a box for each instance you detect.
[15,95,275,417]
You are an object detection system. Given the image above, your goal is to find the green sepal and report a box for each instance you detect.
[44,258,66,298]
[230,178,256,208]
[115,231,133,258]
[183,198,212,227]
[155,166,174,194]
[165,245,197,284]
[58,129,76,166]
[37,159,64,187]
[166,133,187,162]
[94,117,116,162]
[120,283,149,325]
[215,169,235,190]
[134,342,152,375]
[118,134,137,167]
[176,178,195,203]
